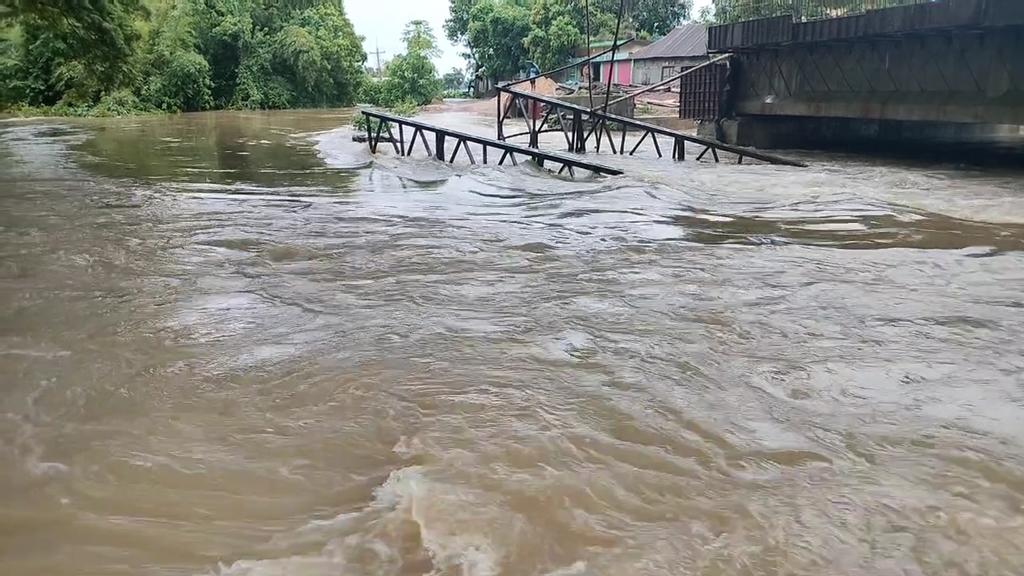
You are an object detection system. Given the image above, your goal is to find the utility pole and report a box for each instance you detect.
[602,0,625,111]
[368,41,386,78]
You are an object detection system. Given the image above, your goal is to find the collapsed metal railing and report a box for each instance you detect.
[495,85,807,167]
[360,109,624,177]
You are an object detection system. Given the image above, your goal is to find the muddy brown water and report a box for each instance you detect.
[1,109,1023,576]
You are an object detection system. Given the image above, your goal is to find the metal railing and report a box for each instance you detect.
[713,0,938,23]
[714,0,792,23]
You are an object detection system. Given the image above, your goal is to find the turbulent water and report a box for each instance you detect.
[1,109,1023,576]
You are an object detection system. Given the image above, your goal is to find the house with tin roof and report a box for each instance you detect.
[630,24,709,86]
[554,38,651,86]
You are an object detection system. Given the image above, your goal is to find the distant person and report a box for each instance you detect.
[527,62,541,90]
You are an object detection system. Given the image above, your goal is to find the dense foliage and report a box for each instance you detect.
[628,0,689,36]
[465,0,532,82]
[0,0,368,115]
[442,67,466,92]
[359,20,443,108]
[446,0,693,81]
[524,0,582,71]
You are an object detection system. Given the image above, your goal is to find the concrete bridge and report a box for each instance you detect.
[705,0,1024,152]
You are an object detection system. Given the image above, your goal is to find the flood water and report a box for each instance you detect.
[1,109,1023,576]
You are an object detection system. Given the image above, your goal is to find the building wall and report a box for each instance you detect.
[599,61,633,85]
[632,57,708,85]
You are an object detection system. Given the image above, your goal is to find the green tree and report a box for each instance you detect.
[402,19,440,59]
[443,0,477,48]
[442,67,465,91]
[384,51,440,105]
[1,0,368,114]
[696,4,717,23]
[276,3,367,106]
[466,0,531,81]
[628,0,691,37]
[1,0,144,108]
[383,19,441,105]
[524,0,582,71]
[445,0,650,79]
[184,0,366,110]
[142,0,213,112]
[2,0,144,72]
[360,19,441,107]
[0,30,20,106]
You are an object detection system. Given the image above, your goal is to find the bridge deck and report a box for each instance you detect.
[360,110,624,177]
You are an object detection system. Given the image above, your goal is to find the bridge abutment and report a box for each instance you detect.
[701,116,1024,161]
[708,0,1024,159]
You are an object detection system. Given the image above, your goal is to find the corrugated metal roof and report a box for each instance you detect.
[630,24,708,60]
[590,50,634,63]
[576,38,650,57]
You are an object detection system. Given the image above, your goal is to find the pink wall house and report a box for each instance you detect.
[576,39,650,87]
[599,61,633,85]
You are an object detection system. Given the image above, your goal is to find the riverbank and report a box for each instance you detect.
[0,102,158,120]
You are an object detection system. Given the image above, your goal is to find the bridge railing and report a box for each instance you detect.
[713,0,937,23]
[714,0,792,22]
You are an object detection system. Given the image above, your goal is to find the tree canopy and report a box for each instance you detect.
[442,67,467,92]
[628,0,689,37]
[524,0,582,72]
[466,0,532,81]
[447,0,693,82]
[0,0,370,114]
[402,19,442,59]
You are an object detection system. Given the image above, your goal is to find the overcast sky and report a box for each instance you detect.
[347,0,715,74]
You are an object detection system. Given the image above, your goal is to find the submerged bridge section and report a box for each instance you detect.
[360,110,624,177]
[708,0,1024,149]
[359,34,808,175]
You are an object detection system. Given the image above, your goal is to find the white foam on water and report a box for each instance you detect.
[1,411,70,482]
[310,127,373,170]
[214,466,508,576]
[543,560,588,576]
